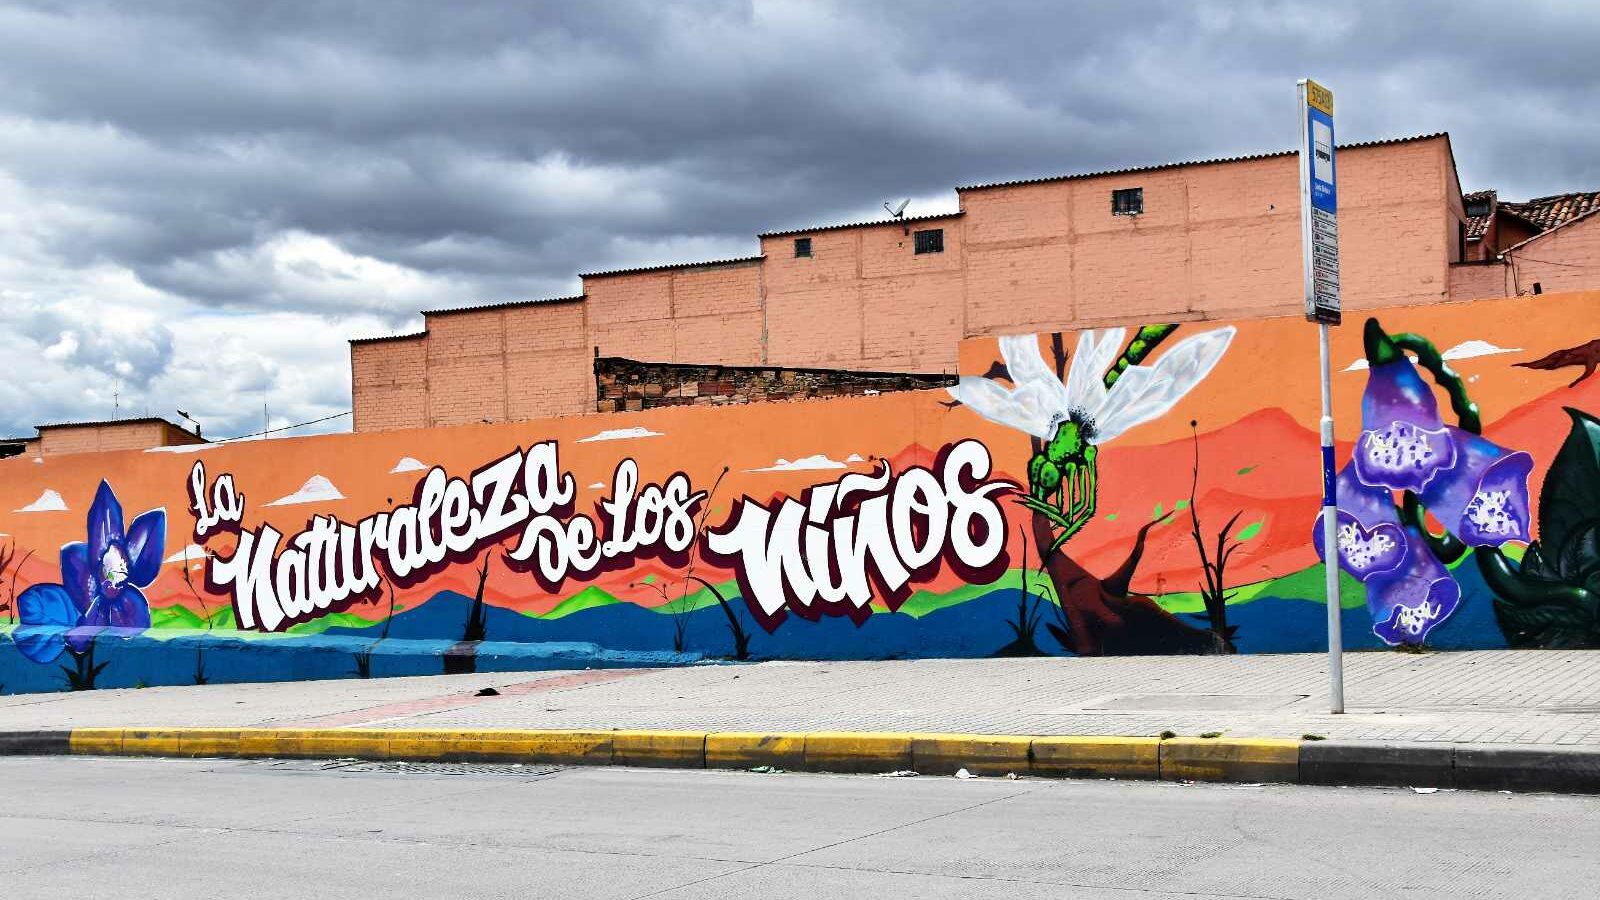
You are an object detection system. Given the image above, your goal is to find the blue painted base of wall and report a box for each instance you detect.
[0,565,1513,694]
[0,629,704,695]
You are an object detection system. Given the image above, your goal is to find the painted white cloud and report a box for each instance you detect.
[748,454,849,473]
[390,456,428,473]
[1345,339,1524,373]
[1443,340,1522,361]
[846,453,865,462]
[163,543,209,564]
[575,426,664,443]
[14,489,67,512]
[265,475,345,506]
[587,482,606,489]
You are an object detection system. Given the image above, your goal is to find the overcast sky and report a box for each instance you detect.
[3,0,1597,439]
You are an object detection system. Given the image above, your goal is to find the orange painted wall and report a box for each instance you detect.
[2,290,1596,662]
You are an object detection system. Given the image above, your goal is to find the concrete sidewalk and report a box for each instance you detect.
[1,649,1598,746]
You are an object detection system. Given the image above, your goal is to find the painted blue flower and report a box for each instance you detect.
[1353,358,1456,493]
[1366,525,1462,646]
[1314,464,1408,582]
[1418,431,1533,547]
[14,481,164,664]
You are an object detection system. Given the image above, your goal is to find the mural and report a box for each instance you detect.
[0,291,1595,693]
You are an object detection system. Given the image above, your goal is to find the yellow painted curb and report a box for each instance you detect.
[804,732,913,773]
[54,727,1310,786]
[911,733,1031,776]
[705,732,806,770]
[177,729,245,758]
[1160,737,1300,783]
[119,729,187,757]
[383,729,615,764]
[69,728,125,755]
[611,730,706,768]
[1030,736,1161,779]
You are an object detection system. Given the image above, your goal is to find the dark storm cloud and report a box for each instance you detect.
[1,0,1597,435]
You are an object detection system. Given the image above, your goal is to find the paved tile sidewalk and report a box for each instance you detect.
[2,650,1599,746]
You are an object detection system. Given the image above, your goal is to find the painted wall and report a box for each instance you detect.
[2,292,1596,692]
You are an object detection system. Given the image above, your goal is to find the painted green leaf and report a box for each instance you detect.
[1104,513,1119,522]
[1538,407,1600,562]
[1236,465,1257,475]
[642,574,657,584]
[1174,499,1189,510]
[1234,519,1264,542]
[1152,502,1163,518]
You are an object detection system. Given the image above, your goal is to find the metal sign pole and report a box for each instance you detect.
[1320,322,1344,713]
[1299,78,1344,713]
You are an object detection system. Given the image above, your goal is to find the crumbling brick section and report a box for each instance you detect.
[594,356,956,412]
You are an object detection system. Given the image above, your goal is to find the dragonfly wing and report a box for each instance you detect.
[947,375,1064,439]
[1064,327,1126,424]
[998,334,1058,388]
[1092,325,1237,443]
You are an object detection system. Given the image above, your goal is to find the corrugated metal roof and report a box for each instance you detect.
[955,133,1449,192]
[420,295,584,317]
[348,330,426,345]
[35,416,194,432]
[758,212,965,240]
[580,255,764,279]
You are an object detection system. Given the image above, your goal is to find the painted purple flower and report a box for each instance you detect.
[1314,464,1408,581]
[1352,358,1455,493]
[1418,431,1533,547]
[14,481,164,664]
[1366,526,1462,646]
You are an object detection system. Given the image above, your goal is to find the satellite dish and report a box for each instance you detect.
[884,198,910,218]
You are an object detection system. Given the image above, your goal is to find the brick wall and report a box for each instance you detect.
[594,356,955,413]
[353,134,1576,433]
[1450,262,1513,300]
[35,420,203,456]
[350,334,426,432]
[1504,214,1600,297]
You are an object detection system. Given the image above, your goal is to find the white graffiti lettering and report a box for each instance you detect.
[705,439,1010,622]
[204,442,704,633]
[187,461,244,539]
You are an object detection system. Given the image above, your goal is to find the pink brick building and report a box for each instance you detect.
[350,132,1600,432]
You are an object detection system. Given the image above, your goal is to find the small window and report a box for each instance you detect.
[793,237,812,258]
[1465,198,1492,218]
[913,228,944,255]
[1112,187,1143,216]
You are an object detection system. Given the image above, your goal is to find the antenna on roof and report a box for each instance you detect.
[884,198,910,219]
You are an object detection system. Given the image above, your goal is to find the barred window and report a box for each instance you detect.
[913,228,944,254]
[1112,187,1143,216]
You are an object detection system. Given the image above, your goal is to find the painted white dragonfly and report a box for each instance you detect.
[948,324,1236,552]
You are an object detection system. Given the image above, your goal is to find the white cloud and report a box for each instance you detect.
[14,489,67,512]
[575,426,664,443]
[265,475,346,506]
[748,454,849,473]
[390,456,428,473]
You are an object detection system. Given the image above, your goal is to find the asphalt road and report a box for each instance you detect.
[3,756,1596,899]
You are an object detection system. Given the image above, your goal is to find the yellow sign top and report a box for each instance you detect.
[1306,80,1334,116]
